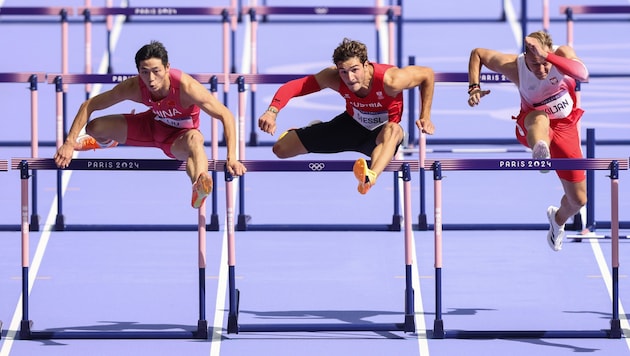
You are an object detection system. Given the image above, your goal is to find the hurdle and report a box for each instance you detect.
[0,160,5,336]
[75,4,235,80]
[241,3,401,147]
[0,73,46,231]
[0,6,73,149]
[426,157,627,339]
[12,158,211,339]
[566,129,630,240]
[46,73,228,231]
[221,159,417,333]
[230,73,406,231]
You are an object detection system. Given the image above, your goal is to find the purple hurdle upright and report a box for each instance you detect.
[12,158,212,339]
[426,157,627,339]
[221,159,417,334]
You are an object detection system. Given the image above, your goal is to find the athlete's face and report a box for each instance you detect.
[138,58,170,93]
[524,50,552,80]
[337,57,369,93]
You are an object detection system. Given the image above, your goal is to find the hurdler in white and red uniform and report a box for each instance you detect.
[467,30,590,252]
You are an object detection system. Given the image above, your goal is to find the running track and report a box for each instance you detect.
[1,0,630,355]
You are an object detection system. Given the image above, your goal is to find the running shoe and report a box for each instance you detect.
[75,134,118,151]
[532,140,551,173]
[191,173,213,209]
[353,158,377,195]
[547,206,565,251]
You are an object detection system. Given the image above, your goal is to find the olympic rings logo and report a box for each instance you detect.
[308,162,326,171]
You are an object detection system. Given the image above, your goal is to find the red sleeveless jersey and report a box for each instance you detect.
[138,68,201,129]
[338,63,403,130]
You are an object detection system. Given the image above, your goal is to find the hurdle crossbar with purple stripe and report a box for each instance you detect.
[560,5,630,15]
[0,7,74,16]
[217,159,416,231]
[221,160,416,333]
[428,157,624,339]
[242,5,401,16]
[11,158,218,232]
[77,6,233,17]
[424,158,629,171]
[45,73,226,232]
[14,158,209,340]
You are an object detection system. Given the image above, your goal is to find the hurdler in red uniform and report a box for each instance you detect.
[258,38,435,194]
[54,41,246,209]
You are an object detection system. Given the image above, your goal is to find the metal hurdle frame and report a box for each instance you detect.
[46,73,228,232]
[426,157,626,339]
[0,159,6,338]
[231,74,404,231]
[241,4,401,147]
[221,159,417,334]
[0,73,46,232]
[11,158,210,340]
[75,5,235,79]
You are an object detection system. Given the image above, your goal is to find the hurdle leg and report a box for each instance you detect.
[609,161,622,338]
[401,164,415,332]
[390,172,402,231]
[19,161,34,339]
[224,168,240,333]
[195,203,209,339]
[431,162,445,338]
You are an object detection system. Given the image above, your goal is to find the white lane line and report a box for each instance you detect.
[208,4,252,355]
[0,3,128,354]
[504,0,523,50]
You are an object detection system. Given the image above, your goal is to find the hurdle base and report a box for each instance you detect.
[0,224,20,232]
[209,213,220,231]
[415,213,428,231]
[29,214,40,231]
[437,329,621,339]
[51,224,217,232]
[610,319,623,339]
[19,320,33,340]
[236,214,402,232]
[55,214,65,231]
[20,319,209,339]
[236,322,411,333]
[432,319,445,339]
[248,131,258,146]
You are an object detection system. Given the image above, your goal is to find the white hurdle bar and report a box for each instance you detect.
[425,157,627,339]
[218,159,417,333]
[11,158,211,339]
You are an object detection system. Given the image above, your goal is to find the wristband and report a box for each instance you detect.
[467,83,480,94]
[267,107,278,114]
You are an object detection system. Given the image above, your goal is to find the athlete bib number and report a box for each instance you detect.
[353,109,388,130]
[534,91,573,119]
[154,116,194,129]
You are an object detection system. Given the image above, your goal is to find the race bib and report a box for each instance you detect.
[533,90,573,119]
[154,116,194,129]
[353,109,388,130]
